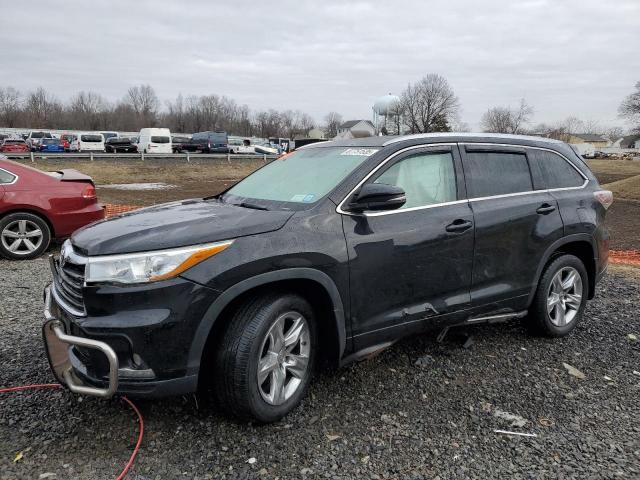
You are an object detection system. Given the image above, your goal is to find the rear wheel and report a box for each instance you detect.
[215,293,316,422]
[0,212,51,260]
[528,254,588,337]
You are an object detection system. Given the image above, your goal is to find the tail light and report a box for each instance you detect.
[594,190,613,210]
[82,184,97,199]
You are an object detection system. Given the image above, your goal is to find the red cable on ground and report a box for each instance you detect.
[0,383,144,480]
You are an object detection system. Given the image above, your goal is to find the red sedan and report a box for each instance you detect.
[0,139,30,154]
[0,157,105,260]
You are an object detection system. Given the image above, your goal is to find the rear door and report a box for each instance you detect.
[461,144,564,312]
[342,144,474,349]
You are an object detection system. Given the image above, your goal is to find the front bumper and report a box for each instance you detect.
[43,285,119,397]
[42,269,215,397]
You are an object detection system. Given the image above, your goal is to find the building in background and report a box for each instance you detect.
[335,120,376,139]
[567,134,610,149]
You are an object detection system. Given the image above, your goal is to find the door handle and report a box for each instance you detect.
[445,219,473,233]
[536,203,556,215]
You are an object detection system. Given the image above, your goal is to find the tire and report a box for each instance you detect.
[215,293,317,423]
[0,212,51,260]
[528,254,588,337]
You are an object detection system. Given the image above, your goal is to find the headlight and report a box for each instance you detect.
[85,240,233,284]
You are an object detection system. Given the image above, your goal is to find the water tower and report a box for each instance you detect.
[373,93,401,135]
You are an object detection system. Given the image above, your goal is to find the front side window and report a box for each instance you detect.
[528,149,585,189]
[372,152,457,209]
[223,147,377,207]
[0,168,16,184]
[465,151,532,198]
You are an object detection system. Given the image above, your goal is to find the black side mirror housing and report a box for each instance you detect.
[348,183,406,212]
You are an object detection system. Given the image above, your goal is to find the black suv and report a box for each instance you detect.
[42,133,611,422]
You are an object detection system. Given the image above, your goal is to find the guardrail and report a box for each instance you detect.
[3,152,279,162]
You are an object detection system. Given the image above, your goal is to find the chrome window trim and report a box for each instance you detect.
[336,143,461,217]
[0,167,18,185]
[336,142,589,217]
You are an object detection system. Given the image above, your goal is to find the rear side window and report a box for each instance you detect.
[0,168,16,184]
[150,136,170,143]
[81,135,102,142]
[528,149,585,189]
[464,151,532,197]
[373,152,457,209]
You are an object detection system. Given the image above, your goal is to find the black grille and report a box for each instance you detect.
[51,245,86,316]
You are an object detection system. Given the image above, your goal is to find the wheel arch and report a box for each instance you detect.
[528,234,597,305]
[188,268,347,379]
[0,207,56,238]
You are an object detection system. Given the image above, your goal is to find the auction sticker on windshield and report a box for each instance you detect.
[340,148,379,156]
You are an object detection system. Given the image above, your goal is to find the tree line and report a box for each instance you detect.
[0,77,637,139]
[0,85,318,139]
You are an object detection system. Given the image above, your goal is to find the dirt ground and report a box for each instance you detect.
[21,157,266,206]
[20,156,640,250]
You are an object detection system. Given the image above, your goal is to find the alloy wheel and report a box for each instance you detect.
[547,266,583,327]
[1,219,44,255]
[257,311,311,406]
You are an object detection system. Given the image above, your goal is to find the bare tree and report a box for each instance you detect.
[126,84,159,126]
[619,81,640,132]
[0,87,22,127]
[24,87,63,128]
[69,91,108,130]
[480,99,533,134]
[400,74,459,133]
[323,112,343,138]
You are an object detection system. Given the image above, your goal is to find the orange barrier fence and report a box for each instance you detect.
[609,250,640,266]
[104,204,640,267]
[104,204,141,217]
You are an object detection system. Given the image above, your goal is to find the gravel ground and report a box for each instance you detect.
[1,257,639,479]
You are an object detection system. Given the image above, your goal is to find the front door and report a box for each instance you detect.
[341,144,474,350]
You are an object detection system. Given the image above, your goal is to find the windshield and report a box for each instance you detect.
[151,136,170,143]
[31,132,51,139]
[223,146,378,207]
[81,134,102,142]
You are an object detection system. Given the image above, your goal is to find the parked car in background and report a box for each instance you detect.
[105,136,138,153]
[171,136,191,153]
[0,139,30,154]
[0,156,104,260]
[69,133,105,152]
[60,134,74,152]
[190,131,230,153]
[138,128,172,154]
[39,133,611,422]
[101,132,118,142]
[26,131,53,151]
[39,138,66,153]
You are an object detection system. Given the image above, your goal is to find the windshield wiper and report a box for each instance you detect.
[238,202,269,211]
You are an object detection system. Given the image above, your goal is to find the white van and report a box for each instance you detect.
[138,128,172,154]
[70,133,105,152]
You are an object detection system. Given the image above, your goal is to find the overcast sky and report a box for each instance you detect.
[3,0,639,129]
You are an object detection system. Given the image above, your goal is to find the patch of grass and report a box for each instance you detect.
[603,174,640,202]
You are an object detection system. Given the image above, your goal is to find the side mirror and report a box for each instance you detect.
[348,183,406,212]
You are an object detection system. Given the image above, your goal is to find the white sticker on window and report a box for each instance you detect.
[340,148,379,156]
[290,194,307,202]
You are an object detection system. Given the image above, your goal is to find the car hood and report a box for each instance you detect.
[71,198,294,256]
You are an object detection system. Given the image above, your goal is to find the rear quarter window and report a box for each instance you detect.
[528,149,585,189]
[0,168,17,184]
[464,151,533,197]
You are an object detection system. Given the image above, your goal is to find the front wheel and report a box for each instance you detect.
[215,293,316,422]
[0,212,51,260]
[528,254,588,337]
